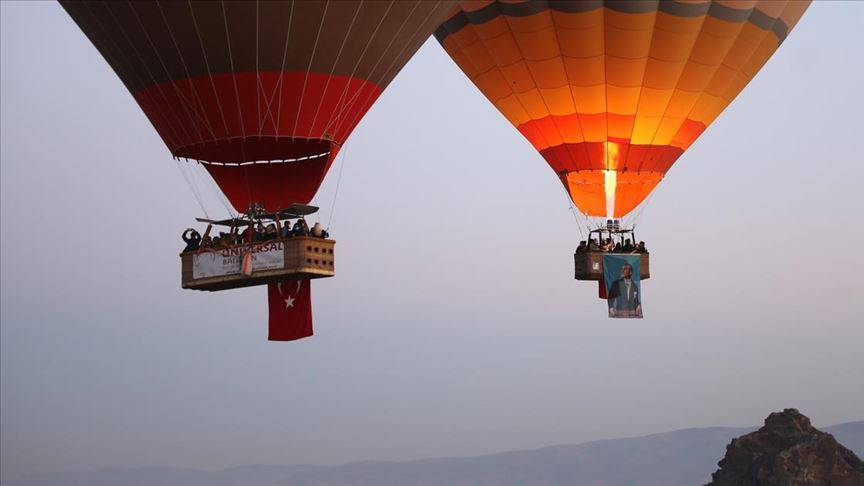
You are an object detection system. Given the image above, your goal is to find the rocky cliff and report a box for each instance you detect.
[706,408,864,486]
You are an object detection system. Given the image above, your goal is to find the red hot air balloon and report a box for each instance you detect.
[61,0,455,212]
[61,1,456,338]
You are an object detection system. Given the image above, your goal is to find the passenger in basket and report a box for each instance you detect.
[292,218,310,236]
[623,238,634,252]
[311,222,325,238]
[181,228,201,252]
[602,238,614,252]
[240,225,252,243]
[253,222,266,242]
[637,241,648,253]
[264,223,278,240]
[576,240,587,253]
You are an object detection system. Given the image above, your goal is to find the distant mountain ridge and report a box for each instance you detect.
[3,421,861,486]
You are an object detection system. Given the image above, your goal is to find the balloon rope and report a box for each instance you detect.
[329,1,441,137]
[292,0,331,137]
[306,2,363,140]
[319,0,398,135]
[149,2,217,144]
[572,207,587,241]
[193,162,236,218]
[175,160,209,218]
[180,2,225,140]
[255,1,261,136]
[621,181,658,231]
[111,3,191,148]
[558,180,587,240]
[271,1,295,134]
[219,1,246,141]
[243,164,253,213]
[327,144,349,231]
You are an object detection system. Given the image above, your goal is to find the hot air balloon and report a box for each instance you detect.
[61,0,454,290]
[61,0,455,339]
[435,0,809,313]
[62,0,454,213]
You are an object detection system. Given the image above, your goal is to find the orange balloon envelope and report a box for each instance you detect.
[62,1,454,212]
[436,0,809,217]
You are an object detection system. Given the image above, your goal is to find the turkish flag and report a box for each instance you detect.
[268,280,313,341]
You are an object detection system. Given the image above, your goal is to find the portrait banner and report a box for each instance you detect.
[602,254,643,319]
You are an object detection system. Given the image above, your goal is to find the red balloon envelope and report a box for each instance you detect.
[62,0,454,211]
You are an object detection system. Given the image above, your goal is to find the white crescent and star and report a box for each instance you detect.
[276,281,303,308]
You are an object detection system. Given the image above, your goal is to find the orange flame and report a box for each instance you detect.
[604,142,619,219]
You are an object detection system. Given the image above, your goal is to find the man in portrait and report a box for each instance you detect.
[607,262,642,318]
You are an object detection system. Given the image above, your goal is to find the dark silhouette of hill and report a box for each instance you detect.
[706,409,864,485]
[2,420,861,486]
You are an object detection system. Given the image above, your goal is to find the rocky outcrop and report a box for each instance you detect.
[706,408,864,486]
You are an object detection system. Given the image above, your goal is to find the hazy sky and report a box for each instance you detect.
[2,1,863,481]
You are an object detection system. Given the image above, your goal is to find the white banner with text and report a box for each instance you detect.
[192,241,284,279]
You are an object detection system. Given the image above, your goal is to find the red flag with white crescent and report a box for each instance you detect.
[267,280,312,341]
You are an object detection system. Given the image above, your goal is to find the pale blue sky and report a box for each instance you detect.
[2,1,863,481]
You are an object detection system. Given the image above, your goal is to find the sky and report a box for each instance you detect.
[2,1,863,481]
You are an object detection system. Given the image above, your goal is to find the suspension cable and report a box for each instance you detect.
[174,159,209,218]
[326,144,349,230]
[558,176,587,241]
[622,184,657,230]
[192,161,236,218]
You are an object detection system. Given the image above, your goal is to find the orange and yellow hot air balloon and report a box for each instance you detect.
[436,0,809,218]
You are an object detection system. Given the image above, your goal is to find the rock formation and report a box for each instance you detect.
[706,408,864,485]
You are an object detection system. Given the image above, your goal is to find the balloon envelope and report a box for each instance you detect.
[436,0,809,217]
[62,0,455,212]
